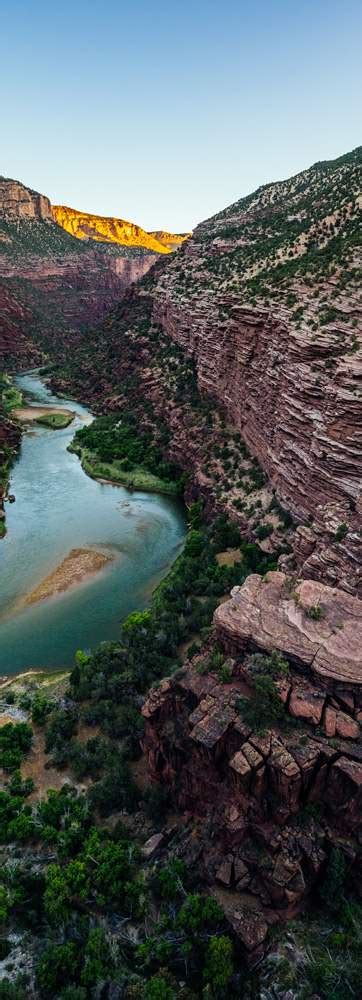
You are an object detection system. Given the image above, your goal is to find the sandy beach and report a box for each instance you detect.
[23,547,113,606]
[13,405,75,422]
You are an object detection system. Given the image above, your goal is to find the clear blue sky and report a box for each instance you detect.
[1,1,361,231]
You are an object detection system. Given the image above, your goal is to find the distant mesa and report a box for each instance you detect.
[148,230,191,251]
[51,204,191,255]
[0,175,190,363]
[0,176,191,255]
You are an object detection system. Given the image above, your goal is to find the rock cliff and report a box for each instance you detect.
[0,178,161,364]
[148,229,191,250]
[141,574,362,960]
[51,204,173,254]
[148,147,362,593]
[0,177,53,221]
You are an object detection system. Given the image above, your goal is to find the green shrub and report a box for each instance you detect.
[320,848,346,912]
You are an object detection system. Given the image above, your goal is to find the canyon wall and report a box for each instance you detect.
[51,204,171,254]
[0,177,159,363]
[141,571,362,961]
[150,148,362,593]
[0,178,53,221]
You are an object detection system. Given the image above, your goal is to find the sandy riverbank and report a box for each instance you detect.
[23,547,114,607]
[13,405,75,423]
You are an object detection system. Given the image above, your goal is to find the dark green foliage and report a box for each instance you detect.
[0,723,32,771]
[143,977,175,1000]
[320,848,346,912]
[246,649,290,678]
[204,934,234,989]
[306,603,324,620]
[239,673,286,731]
[334,522,348,542]
[0,979,27,1000]
[7,770,34,798]
[37,787,91,855]
[73,411,182,491]
[176,894,223,933]
[88,758,139,815]
[256,522,273,540]
[36,942,79,995]
[44,826,143,923]
[144,783,171,825]
[156,860,187,900]
[0,789,34,842]
[44,705,78,753]
[31,693,53,725]
[80,927,113,987]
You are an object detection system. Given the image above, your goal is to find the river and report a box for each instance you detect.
[0,372,186,674]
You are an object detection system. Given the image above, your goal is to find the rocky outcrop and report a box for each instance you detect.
[141,634,362,960]
[0,177,53,221]
[0,280,44,367]
[214,571,362,689]
[0,177,159,363]
[52,204,172,254]
[141,561,362,958]
[148,230,191,251]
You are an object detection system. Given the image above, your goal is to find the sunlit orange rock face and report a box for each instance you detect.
[52,205,190,254]
[0,177,162,361]
[148,230,191,251]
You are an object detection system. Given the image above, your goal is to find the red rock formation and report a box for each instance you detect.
[0,281,43,367]
[148,148,362,593]
[0,177,159,362]
[0,177,53,221]
[141,634,362,960]
[214,571,362,689]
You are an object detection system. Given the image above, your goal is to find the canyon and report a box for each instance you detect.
[0,176,187,368]
[0,148,361,989]
[149,148,361,595]
[0,180,155,369]
[28,148,359,961]
[44,149,361,596]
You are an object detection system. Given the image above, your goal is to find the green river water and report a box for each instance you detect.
[0,372,186,674]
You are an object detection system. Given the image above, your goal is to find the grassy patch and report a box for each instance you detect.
[36,411,74,429]
[0,374,23,412]
[71,444,181,495]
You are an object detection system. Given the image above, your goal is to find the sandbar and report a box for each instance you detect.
[24,547,113,606]
[13,405,75,422]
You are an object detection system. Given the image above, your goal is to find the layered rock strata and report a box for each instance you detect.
[141,608,362,960]
[0,177,159,362]
[148,148,362,593]
[214,571,362,689]
[52,204,184,254]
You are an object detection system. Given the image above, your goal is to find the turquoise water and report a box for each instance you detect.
[0,372,186,674]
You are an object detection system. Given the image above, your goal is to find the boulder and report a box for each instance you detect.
[216,859,233,886]
[288,682,325,725]
[141,832,164,859]
[335,711,360,740]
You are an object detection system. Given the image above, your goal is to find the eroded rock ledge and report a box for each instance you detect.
[214,571,362,688]
[141,573,362,962]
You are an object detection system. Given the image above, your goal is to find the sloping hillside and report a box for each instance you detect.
[0,177,159,363]
[150,147,362,592]
[49,147,362,594]
[52,204,173,254]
